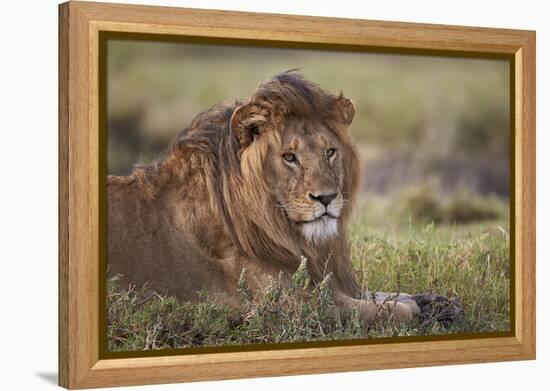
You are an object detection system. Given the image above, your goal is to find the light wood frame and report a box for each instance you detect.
[58,1,536,389]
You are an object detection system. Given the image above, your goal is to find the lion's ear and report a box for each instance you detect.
[332,96,355,125]
[230,103,269,149]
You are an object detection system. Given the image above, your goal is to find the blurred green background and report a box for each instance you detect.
[106,39,510,227]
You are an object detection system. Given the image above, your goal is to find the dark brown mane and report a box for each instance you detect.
[251,71,341,118]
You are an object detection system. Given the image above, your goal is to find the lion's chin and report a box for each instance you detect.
[301,216,338,244]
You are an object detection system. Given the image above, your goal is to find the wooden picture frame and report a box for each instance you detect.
[58,1,536,388]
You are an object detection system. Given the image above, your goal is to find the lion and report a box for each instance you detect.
[107,72,462,324]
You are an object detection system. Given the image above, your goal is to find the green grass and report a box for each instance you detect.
[107,194,510,352]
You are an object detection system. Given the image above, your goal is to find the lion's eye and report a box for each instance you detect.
[283,153,298,164]
[326,148,336,158]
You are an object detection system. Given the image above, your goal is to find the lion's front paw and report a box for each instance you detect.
[411,293,464,324]
[378,301,417,322]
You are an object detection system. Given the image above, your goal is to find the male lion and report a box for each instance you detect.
[107,72,461,323]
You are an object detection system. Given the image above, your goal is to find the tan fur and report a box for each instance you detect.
[107,72,421,321]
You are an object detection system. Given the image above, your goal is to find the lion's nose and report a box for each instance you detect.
[309,192,338,207]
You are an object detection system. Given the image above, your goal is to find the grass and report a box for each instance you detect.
[107,194,510,352]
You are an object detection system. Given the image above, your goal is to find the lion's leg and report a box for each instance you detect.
[335,293,420,323]
[369,291,464,323]
[372,292,420,316]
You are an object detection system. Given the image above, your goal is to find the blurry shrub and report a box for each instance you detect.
[401,184,444,224]
[442,188,502,224]
[402,185,505,225]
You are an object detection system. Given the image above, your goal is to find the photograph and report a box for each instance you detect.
[104,38,511,353]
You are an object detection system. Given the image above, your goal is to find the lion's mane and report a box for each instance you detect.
[110,72,361,298]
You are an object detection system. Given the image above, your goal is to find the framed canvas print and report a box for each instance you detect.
[58,1,536,389]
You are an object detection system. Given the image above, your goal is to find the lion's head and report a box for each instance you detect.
[229,72,360,244]
[153,72,360,294]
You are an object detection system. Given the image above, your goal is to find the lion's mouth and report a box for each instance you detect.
[300,212,338,224]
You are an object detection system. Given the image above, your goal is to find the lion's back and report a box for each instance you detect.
[106,175,236,303]
[106,175,163,283]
